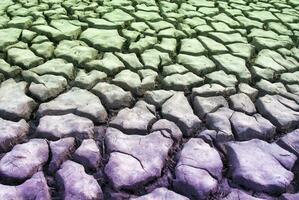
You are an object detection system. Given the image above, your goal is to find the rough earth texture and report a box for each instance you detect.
[0,0,298,199]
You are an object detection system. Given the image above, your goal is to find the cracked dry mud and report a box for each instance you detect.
[0,0,298,200]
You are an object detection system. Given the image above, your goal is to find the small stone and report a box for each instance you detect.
[144,90,175,108]
[148,20,175,31]
[115,52,143,71]
[256,79,287,95]
[73,69,107,90]
[177,54,216,75]
[252,66,275,81]
[141,49,171,70]
[104,128,173,190]
[211,22,234,33]
[0,59,22,77]
[37,87,108,123]
[280,71,299,84]
[22,71,67,101]
[277,129,299,156]
[269,22,293,36]
[31,35,49,43]
[92,82,134,110]
[195,24,214,34]
[17,172,51,200]
[227,43,254,59]
[130,36,157,54]
[110,101,156,135]
[37,114,94,140]
[198,35,228,53]
[0,28,22,49]
[7,48,44,69]
[162,92,201,136]
[86,18,118,29]
[0,172,51,200]
[48,137,75,174]
[0,118,29,153]
[54,40,98,65]
[103,9,134,26]
[206,70,238,87]
[174,138,223,199]
[56,160,103,200]
[85,52,125,76]
[193,96,228,118]
[0,139,49,182]
[32,24,71,41]
[162,64,188,76]
[139,73,157,92]
[197,129,218,143]
[229,93,256,114]
[155,38,177,55]
[213,13,240,27]
[158,27,187,39]
[192,84,236,97]
[162,72,203,91]
[0,79,37,121]
[230,112,276,141]
[256,95,299,131]
[21,29,37,43]
[31,41,55,59]
[248,29,284,41]
[225,139,296,194]
[208,32,247,44]
[247,10,278,22]
[151,119,183,141]
[206,107,234,142]
[134,10,162,21]
[180,38,206,55]
[238,83,258,100]
[255,49,297,72]
[112,70,141,93]
[73,139,101,170]
[50,19,81,40]
[5,41,28,51]
[80,28,125,51]
[29,58,75,80]
[212,54,251,82]
[253,36,292,51]
[287,84,299,96]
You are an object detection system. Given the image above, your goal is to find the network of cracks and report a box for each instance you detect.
[0,0,299,199]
